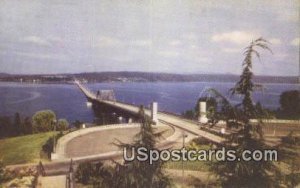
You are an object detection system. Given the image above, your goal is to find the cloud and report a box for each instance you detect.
[169,40,181,46]
[157,50,180,58]
[92,36,123,48]
[211,31,259,45]
[22,36,51,46]
[131,39,152,47]
[274,53,288,60]
[222,48,241,53]
[269,38,281,45]
[182,33,198,41]
[48,36,64,43]
[276,9,299,22]
[190,45,198,49]
[290,37,300,46]
[14,51,68,61]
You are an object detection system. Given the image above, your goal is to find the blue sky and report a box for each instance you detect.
[0,0,299,76]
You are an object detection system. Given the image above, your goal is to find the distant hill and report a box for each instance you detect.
[0,73,10,78]
[0,71,298,84]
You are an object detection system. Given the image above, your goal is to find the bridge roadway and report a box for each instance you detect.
[75,81,225,144]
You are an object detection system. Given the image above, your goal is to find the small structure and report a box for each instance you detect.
[220,128,226,134]
[118,116,123,123]
[96,90,116,101]
[151,102,158,124]
[51,152,59,160]
[86,102,92,107]
[198,101,208,124]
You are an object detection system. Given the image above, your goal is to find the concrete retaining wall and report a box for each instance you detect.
[55,123,140,160]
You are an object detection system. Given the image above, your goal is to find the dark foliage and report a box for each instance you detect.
[1,72,297,84]
[181,109,195,120]
[0,116,13,138]
[72,120,83,129]
[209,38,287,187]
[281,131,300,146]
[277,90,300,119]
[182,96,218,120]
[111,106,171,188]
[0,113,33,138]
[75,161,114,187]
[32,110,56,133]
[74,107,171,187]
[0,161,12,184]
[42,132,63,159]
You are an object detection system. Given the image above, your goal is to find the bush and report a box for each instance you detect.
[281,131,300,146]
[73,120,83,129]
[0,116,13,138]
[32,110,56,133]
[278,90,300,119]
[191,137,213,146]
[42,132,63,159]
[75,162,94,185]
[57,119,69,131]
[0,161,12,184]
[75,161,114,187]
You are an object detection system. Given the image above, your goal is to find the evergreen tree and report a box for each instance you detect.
[210,38,285,187]
[13,113,22,136]
[23,117,33,134]
[0,116,12,138]
[278,90,300,119]
[111,106,171,188]
[75,161,114,187]
[76,107,170,188]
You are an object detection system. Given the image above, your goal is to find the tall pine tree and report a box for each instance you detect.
[111,106,171,188]
[210,38,284,187]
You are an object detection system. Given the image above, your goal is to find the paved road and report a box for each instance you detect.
[55,124,141,160]
[55,123,178,160]
[76,81,225,144]
[30,122,196,176]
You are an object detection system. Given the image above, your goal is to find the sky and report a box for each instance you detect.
[0,0,299,76]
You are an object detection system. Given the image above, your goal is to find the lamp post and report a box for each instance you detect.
[182,131,188,180]
[53,119,57,153]
[112,112,116,124]
[101,113,105,125]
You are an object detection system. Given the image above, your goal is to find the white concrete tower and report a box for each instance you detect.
[198,101,208,124]
[151,102,158,124]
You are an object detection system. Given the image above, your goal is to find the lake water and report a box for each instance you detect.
[0,82,299,123]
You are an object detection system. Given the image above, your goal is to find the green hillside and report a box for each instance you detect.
[0,132,56,165]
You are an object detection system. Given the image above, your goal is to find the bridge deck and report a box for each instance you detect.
[75,81,225,144]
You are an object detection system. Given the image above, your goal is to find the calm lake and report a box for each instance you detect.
[0,82,299,123]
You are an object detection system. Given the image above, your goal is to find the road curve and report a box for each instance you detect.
[75,81,225,144]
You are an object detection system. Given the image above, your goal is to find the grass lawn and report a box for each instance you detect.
[165,143,212,171]
[165,160,211,171]
[0,132,56,165]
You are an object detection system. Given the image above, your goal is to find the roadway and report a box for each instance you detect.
[75,81,225,144]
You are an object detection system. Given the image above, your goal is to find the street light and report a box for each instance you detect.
[221,128,226,135]
[52,119,57,153]
[112,112,117,124]
[118,116,123,124]
[182,131,188,180]
[101,113,105,125]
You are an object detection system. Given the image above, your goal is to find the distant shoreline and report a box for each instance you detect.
[0,72,298,84]
[0,80,299,85]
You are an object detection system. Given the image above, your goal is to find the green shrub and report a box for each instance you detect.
[32,110,56,133]
[57,119,69,131]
